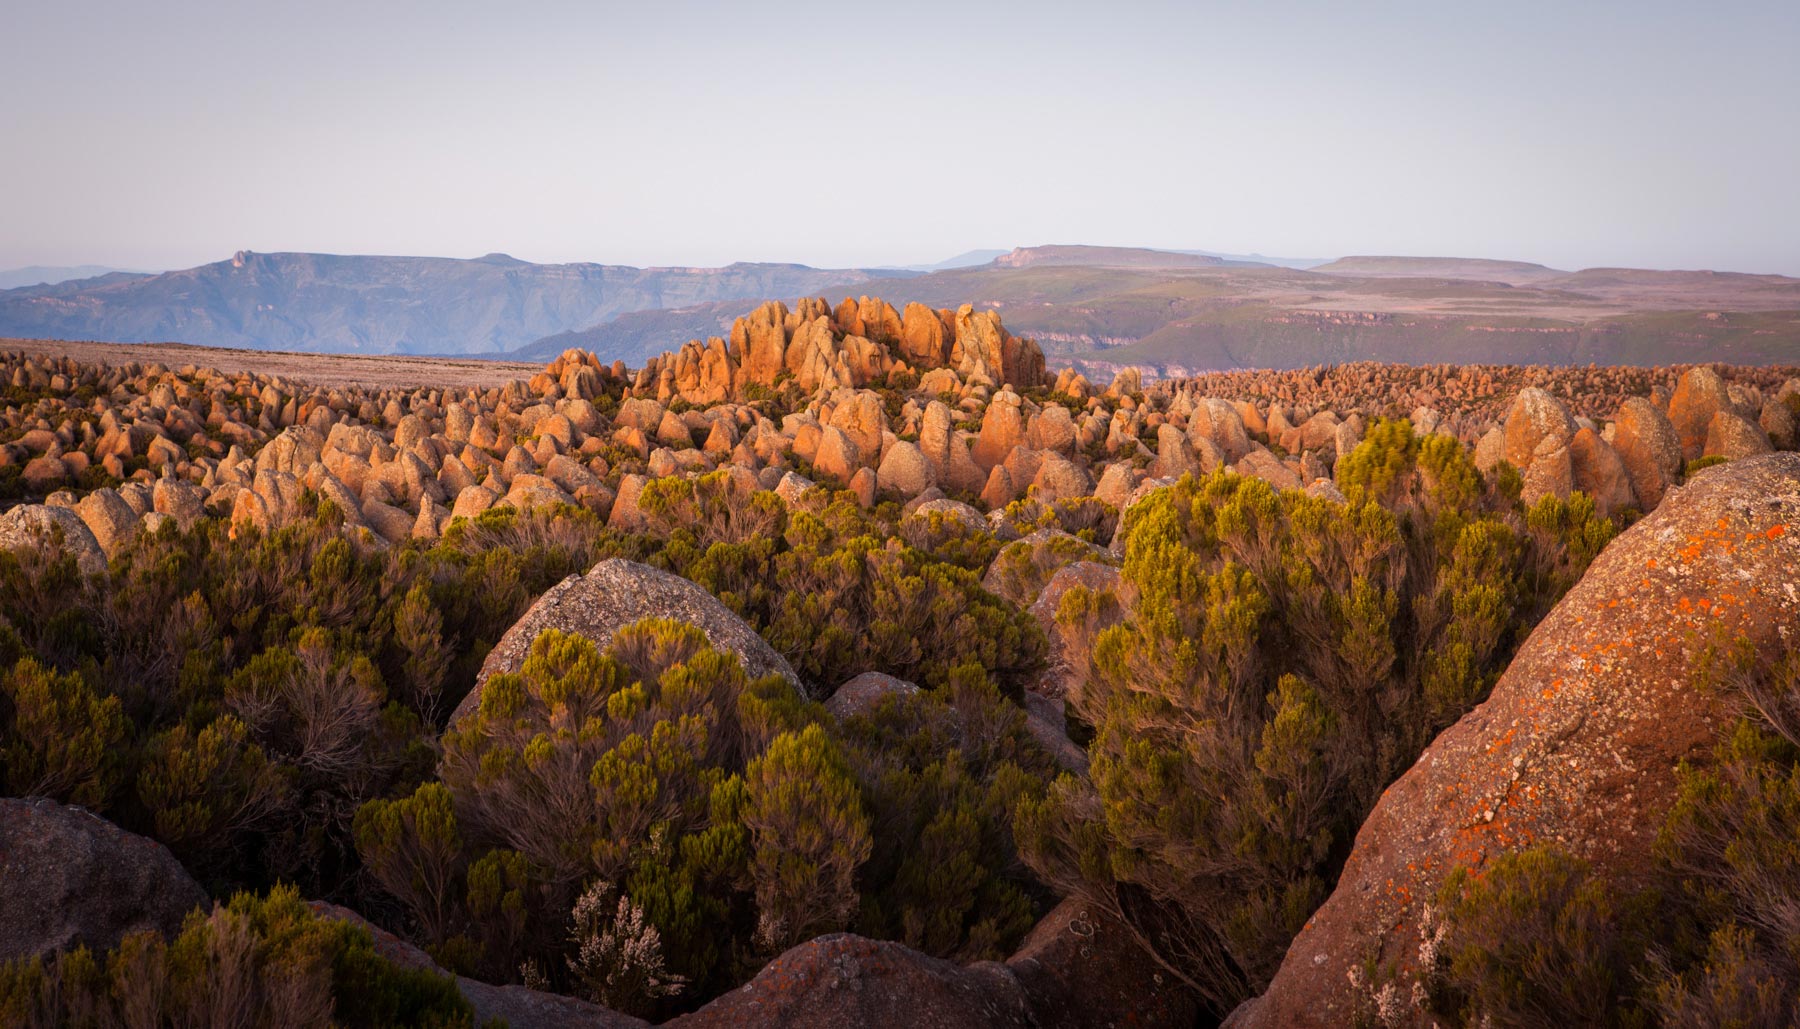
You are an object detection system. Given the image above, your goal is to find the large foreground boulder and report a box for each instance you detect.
[0,796,209,961]
[1230,452,1800,1028]
[451,558,805,723]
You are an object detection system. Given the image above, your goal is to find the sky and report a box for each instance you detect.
[2,0,1797,275]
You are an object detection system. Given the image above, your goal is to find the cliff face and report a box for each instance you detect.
[0,252,900,356]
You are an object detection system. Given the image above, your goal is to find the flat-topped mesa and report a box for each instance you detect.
[637,297,1047,404]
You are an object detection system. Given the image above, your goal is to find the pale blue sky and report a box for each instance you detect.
[3,0,1796,274]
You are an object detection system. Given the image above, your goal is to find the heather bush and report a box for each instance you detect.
[0,657,128,807]
[356,623,1054,1015]
[0,885,477,1029]
[1418,847,1652,1029]
[1018,438,1617,1014]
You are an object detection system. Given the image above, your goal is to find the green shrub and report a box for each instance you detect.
[1420,847,1651,1029]
[0,885,478,1029]
[743,725,872,951]
[0,657,128,807]
[1018,460,1613,1013]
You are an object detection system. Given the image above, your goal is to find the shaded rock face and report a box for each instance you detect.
[1233,452,1800,1029]
[0,796,209,961]
[451,558,805,724]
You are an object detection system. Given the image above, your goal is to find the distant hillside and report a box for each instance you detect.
[499,252,1800,375]
[890,249,1010,272]
[1312,256,1564,285]
[0,251,901,355]
[511,299,751,366]
[0,265,146,290]
[993,245,1230,270]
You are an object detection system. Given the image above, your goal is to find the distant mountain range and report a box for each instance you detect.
[4,246,1797,371]
[0,265,143,291]
[0,251,905,356]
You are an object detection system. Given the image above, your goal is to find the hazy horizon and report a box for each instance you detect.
[4,0,1798,276]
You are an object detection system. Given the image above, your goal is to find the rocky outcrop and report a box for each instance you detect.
[450,558,805,724]
[0,796,209,961]
[1231,452,1800,1029]
[655,298,1047,405]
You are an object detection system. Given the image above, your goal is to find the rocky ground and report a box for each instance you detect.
[2,295,1795,568]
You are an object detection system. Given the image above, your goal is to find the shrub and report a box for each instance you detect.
[743,725,872,951]
[1018,459,1613,1013]
[0,657,127,807]
[1420,847,1651,1028]
[0,885,477,1029]
[137,715,288,867]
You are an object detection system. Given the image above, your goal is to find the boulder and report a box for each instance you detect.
[74,488,140,556]
[1703,408,1774,461]
[1761,398,1797,451]
[813,425,862,484]
[1668,365,1732,460]
[1232,452,1800,1029]
[151,477,205,531]
[1003,897,1199,1029]
[1234,449,1301,492]
[1029,454,1093,505]
[826,390,886,460]
[973,393,1026,472]
[1026,561,1124,705]
[0,796,209,961]
[1471,427,1506,473]
[1611,396,1682,509]
[666,933,1034,1029]
[0,504,106,575]
[875,440,932,497]
[1518,438,1572,506]
[1502,387,1575,470]
[903,498,988,536]
[825,671,921,721]
[451,558,807,725]
[1567,427,1635,515]
[667,899,1193,1029]
[1188,399,1251,463]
